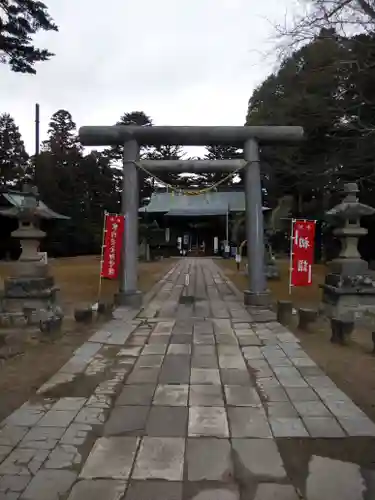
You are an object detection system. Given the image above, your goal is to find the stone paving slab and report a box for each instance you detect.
[21,470,77,499]
[0,258,375,499]
[67,479,127,500]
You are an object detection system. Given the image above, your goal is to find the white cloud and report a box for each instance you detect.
[0,0,292,157]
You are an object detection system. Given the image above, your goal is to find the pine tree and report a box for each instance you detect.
[75,150,121,251]
[205,145,241,160]
[38,110,81,209]
[118,111,153,127]
[42,109,81,154]
[144,144,186,191]
[0,0,58,74]
[0,113,29,187]
[103,111,153,164]
[79,150,120,220]
[203,145,242,187]
[36,109,86,254]
[104,111,193,197]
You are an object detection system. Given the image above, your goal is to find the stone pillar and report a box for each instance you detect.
[12,221,47,277]
[116,139,142,307]
[243,139,269,306]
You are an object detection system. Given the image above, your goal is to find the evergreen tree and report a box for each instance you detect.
[0,113,29,187]
[0,0,58,73]
[246,28,375,217]
[104,111,193,199]
[72,150,121,252]
[203,145,242,187]
[246,31,350,214]
[144,144,187,191]
[105,111,153,164]
[38,109,82,209]
[42,109,81,154]
[205,145,241,160]
[36,109,86,255]
[146,144,184,161]
[119,111,153,127]
[79,150,121,223]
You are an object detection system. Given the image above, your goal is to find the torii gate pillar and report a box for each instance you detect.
[116,139,142,307]
[243,138,268,305]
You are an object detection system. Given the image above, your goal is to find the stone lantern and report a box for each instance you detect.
[321,182,375,332]
[0,185,69,322]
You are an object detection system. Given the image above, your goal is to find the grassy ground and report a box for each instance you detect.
[219,258,375,422]
[0,256,174,422]
[0,255,173,314]
[219,258,325,309]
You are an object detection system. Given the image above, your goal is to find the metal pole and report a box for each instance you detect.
[33,103,40,186]
[115,139,142,307]
[225,205,229,249]
[35,103,40,157]
[289,218,295,295]
[97,211,108,302]
[243,139,269,306]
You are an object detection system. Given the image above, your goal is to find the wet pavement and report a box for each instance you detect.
[0,258,375,499]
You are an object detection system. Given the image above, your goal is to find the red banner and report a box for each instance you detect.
[101,214,125,279]
[290,219,316,287]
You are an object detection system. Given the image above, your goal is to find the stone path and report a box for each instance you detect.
[1,258,375,499]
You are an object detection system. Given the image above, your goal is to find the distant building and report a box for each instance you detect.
[139,190,269,256]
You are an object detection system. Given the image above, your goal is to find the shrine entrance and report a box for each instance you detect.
[79,125,303,307]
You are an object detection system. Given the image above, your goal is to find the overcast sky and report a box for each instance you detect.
[1,0,293,156]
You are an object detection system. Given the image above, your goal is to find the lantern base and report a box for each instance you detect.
[2,276,59,316]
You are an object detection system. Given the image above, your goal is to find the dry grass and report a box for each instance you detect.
[0,255,174,315]
[219,258,325,309]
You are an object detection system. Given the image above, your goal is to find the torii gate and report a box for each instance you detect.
[79,125,303,307]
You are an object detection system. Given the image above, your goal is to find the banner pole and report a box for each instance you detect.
[225,204,229,248]
[98,211,108,302]
[288,218,295,295]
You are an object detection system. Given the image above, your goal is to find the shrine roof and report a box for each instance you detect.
[139,191,270,216]
[0,192,70,220]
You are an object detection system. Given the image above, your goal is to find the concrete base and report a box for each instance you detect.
[115,290,143,308]
[243,289,270,307]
